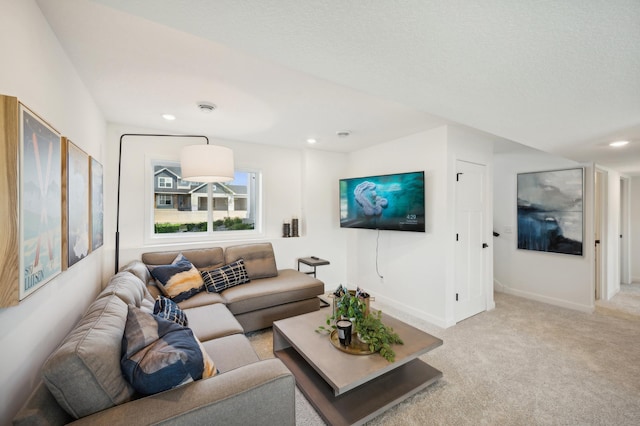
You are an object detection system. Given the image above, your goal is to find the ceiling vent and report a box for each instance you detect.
[197,102,217,113]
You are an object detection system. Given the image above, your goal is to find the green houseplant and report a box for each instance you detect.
[316,286,403,362]
[354,309,403,361]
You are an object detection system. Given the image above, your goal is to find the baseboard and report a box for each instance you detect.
[368,291,450,329]
[493,278,506,292]
[496,286,594,313]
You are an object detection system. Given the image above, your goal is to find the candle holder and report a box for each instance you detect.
[291,218,299,237]
[282,222,291,238]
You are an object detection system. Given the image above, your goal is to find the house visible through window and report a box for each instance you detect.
[152,162,258,235]
[158,176,173,188]
[156,194,173,208]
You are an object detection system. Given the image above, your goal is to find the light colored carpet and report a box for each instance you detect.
[247,288,640,425]
[596,283,640,320]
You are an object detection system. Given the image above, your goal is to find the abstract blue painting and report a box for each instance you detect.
[517,168,583,256]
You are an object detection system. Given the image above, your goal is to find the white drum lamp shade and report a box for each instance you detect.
[180,144,234,182]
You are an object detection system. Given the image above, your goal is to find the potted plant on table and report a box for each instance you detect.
[316,285,403,362]
[354,309,403,362]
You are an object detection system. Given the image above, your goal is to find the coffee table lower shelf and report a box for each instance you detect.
[275,346,442,426]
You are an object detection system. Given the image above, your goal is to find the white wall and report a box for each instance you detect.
[632,176,640,282]
[0,1,106,424]
[344,125,495,327]
[493,148,595,311]
[103,123,348,287]
[346,127,449,326]
[300,149,349,287]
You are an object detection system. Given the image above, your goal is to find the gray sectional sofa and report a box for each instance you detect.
[13,243,325,425]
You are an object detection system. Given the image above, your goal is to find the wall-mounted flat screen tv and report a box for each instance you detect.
[339,171,425,232]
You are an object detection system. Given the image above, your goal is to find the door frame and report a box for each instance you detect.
[620,176,631,285]
[594,168,608,301]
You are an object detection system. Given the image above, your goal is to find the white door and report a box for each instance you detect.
[455,160,487,322]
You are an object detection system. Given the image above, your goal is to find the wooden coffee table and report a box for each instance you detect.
[273,309,443,425]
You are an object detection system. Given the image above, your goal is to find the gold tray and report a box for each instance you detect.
[329,330,374,355]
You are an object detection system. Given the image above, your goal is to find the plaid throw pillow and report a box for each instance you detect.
[153,295,188,327]
[201,259,250,293]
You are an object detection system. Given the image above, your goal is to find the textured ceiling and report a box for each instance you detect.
[37,0,640,173]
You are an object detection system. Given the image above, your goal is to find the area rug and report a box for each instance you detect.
[247,291,640,425]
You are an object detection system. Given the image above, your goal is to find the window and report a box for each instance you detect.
[158,176,173,188]
[156,194,173,208]
[177,179,191,189]
[152,162,259,235]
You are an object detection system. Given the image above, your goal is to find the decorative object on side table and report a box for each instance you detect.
[317,285,403,362]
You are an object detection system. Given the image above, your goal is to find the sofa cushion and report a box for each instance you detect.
[224,243,278,279]
[222,269,324,315]
[183,303,244,342]
[98,271,149,307]
[149,254,205,302]
[201,259,250,293]
[121,305,216,396]
[142,247,225,270]
[42,294,135,419]
[201,334,260,373]
[154,295,188,326]
[120,259,153,285]
[176,290,226,309]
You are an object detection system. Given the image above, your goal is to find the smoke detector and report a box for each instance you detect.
[197,102,217,113]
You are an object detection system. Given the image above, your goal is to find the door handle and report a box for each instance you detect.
[595,239,600,245]
[482,243,489,248]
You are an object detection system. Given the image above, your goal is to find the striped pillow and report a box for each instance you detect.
[201,259,250,293]
[153,295,188,327]
[121,305,216,396]
[149,254,204,302]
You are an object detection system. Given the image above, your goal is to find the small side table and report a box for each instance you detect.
[297,257,330,278]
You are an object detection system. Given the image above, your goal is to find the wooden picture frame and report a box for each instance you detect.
[64,139,90,268]
[0,95,20,306]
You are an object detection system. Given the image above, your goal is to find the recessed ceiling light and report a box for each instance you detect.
[162,113,176,121]
[306,138,317,144]
[609,140,629,147]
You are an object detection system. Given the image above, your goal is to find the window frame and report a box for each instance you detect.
[157,176,173,188]
[146,159,262,245]
[156,194,173,208]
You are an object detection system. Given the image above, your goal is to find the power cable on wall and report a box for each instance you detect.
[376,229,384,279]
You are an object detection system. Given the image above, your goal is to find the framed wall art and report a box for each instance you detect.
[65,139,90,268]
[90,157,104,250]
[517,168,584,256]
[20,104,63,298]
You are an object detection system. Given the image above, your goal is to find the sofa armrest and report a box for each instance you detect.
[70,359,295,426]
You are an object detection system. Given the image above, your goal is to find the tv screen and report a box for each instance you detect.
[339,171,425,232]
